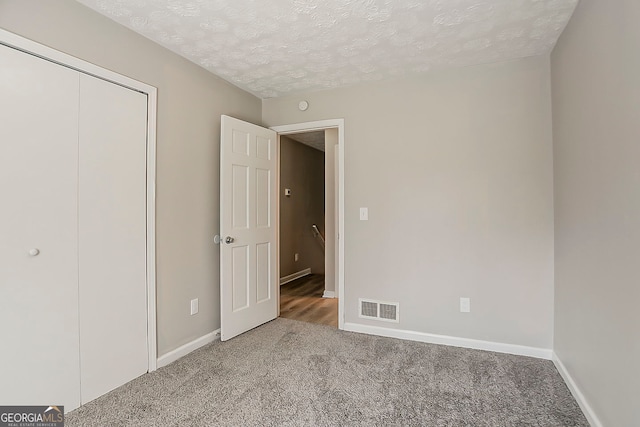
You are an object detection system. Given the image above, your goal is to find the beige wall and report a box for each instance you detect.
[264,56,555,349]
[551,0,640,425]
[279,136,325,277]
[0,1,262,357]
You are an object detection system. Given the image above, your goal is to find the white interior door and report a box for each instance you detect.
[0,44,82,409]
[220,115,278,341]
[78,74,149,403]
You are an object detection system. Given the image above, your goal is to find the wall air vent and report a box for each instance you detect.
[379,303,397,321]
[359,299,399,323]
[360,300,378,318]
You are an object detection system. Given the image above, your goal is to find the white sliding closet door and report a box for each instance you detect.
[78,75,148,403]
[0,45,82,409]
[0,42,149,411]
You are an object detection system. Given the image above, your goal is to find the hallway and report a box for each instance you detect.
[279,274,337,327]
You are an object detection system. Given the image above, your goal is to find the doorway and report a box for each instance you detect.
[219,118,344,339]
[278,131,336,326]
[272,120,344,329]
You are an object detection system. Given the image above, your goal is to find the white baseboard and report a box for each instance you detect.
[280,268,311,286]
[323,290,336,298]
[343,322,552,360]
[157,329,220,368]
[552,352,603,427]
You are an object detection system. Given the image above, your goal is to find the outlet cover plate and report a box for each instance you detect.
[460,297,470,313]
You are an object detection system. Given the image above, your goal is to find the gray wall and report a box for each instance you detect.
[0,1,262,357]
[551,0,640,425]
[264,56,555,349]
[279,136,325,277]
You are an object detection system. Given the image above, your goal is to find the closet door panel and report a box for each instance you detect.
[0,45,81,410]
[78,74,148,404]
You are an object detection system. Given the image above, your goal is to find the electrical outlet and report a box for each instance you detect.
[460,297,471,313]
[190,298,199,315]
[294,253,299,262]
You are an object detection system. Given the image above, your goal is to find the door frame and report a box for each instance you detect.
[271,120,345,329]
[0,29,159,371]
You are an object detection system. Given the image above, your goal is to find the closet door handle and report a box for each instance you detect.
[224,236,235,244]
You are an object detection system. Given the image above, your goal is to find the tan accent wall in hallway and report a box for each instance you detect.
[279,136,325,278]
[323,129,339,294]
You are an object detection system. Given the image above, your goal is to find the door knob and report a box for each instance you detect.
[224,236,235,244]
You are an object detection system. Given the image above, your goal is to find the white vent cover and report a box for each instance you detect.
[361,300,378,318]
[359,299,399,323]
[379,303,397,321]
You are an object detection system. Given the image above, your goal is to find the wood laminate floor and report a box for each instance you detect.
[280,274,338,327]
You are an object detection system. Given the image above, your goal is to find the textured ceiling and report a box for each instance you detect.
[76,0,578,99]
[287,131,326,152]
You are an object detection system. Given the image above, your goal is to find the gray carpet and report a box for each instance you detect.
[67,318,588,426]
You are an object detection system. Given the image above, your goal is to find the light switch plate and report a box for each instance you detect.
[360,207,368,221]
[190,298,199,315]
